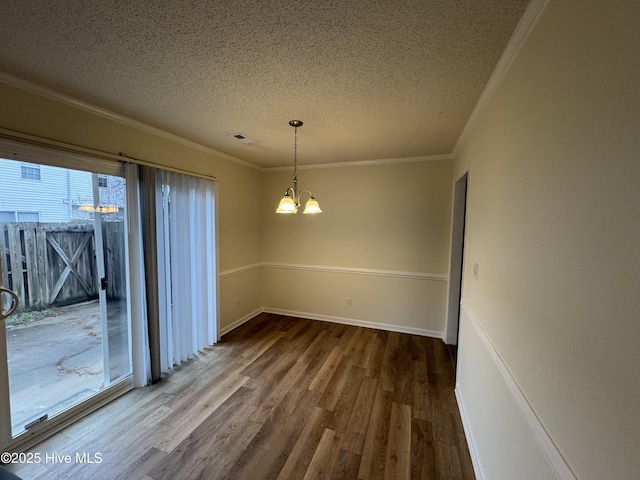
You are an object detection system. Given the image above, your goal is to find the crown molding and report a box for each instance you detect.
[0,71,261,171]
[1,71,452,173]
[1,0,549,179]
[452,0,550,157]
[264,154,454,172]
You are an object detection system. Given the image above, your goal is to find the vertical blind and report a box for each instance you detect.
[158,171,217,369]
[132,165,218,385]
[126,163,151,387]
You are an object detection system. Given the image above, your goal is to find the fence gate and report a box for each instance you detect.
[0,223,102,312]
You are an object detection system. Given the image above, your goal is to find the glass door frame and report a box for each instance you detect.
[0,138,134,453]
[0,267,13,449]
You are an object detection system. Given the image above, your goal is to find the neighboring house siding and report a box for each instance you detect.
[0,158,93,222]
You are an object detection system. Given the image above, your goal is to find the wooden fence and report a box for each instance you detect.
[0,222,126,312]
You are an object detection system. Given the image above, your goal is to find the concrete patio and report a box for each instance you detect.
[5,299,129,435]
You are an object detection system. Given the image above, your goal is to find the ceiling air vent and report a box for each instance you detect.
[230,133,255,145]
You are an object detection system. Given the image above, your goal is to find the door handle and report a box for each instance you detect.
[0,287,19,321]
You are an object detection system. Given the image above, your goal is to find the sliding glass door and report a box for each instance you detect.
[0,159,131,442]
[0,140,219,451]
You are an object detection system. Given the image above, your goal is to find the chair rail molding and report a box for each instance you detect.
[457,301,577,480]
[261,262,448,282]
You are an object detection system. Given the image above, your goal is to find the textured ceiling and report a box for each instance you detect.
[0,0,529,168]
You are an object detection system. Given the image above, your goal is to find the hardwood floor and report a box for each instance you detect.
[6,313,475,480]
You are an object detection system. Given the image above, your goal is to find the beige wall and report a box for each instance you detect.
[263,162,452,272]
[455,0,640,478]
[7,1,637,476]
[262,160,453,334]
[0,81,455,336]
[0,82,263,332]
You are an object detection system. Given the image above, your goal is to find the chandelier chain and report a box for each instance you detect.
[293,125,298,183]
[276,119,321,214]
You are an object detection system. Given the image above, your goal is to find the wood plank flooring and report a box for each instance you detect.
[6,313,475,480]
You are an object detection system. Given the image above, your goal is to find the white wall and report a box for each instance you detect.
[454,0,640,478]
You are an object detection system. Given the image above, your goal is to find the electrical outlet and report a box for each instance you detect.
[347,297,352,306]
[473,263,479,280]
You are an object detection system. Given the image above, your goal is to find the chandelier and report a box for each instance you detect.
[275,120,322,214]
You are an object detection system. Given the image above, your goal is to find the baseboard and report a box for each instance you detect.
[459,301,577,480]
[262,307,444,339]
[455,385,485,480]
[220,308,263,337]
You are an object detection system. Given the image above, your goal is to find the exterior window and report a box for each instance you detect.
[0,210,40,223]
[98,175,108,188]
[17,211,39,222]
[0,211,16,222]
[20,164,41,180]
[0,211,40,222]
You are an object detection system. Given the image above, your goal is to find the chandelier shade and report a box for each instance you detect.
[276,191,298,214]
[302,197,322,214]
